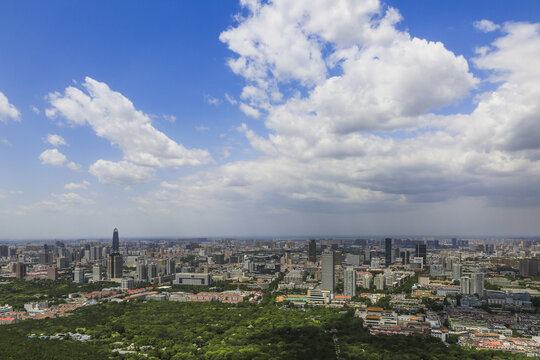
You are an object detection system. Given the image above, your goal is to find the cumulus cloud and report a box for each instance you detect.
[474,19,500,33]
[64,180,90,190]
[46,77,212,185]
[0,91,20,122]
[52,192,94,205]
[133,1,540,223]
[89,160,155,185]
[39,149,68,166]
[162,114,176,122]
[39,148,81,170]
[46,134,67,147]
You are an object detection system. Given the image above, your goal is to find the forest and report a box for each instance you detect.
[0,299,529,360]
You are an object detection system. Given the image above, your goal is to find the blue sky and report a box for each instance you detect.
[1,1,540,239]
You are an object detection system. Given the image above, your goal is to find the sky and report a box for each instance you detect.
[1,0,540,239]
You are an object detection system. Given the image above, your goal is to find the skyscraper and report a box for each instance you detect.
[452,263,462,280]
[415,244,427,266]
[321,249,335,293]
[73,267,85,283]
[472,272,484,298]
[108,228,123,279]
[385,238,392,266]
[112,228,120,252]
[308,239,317,263]
[344,267,356,297]
[15,262,26,279]
[108,253,123,279]
[93,264,102,282]
[460,276,471,295]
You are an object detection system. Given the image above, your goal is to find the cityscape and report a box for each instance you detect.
[2,231,540,358]
[1,0,540,359]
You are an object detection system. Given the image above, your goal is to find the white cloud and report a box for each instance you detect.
[1,138,11,147]
[39,149,68,166]
[46,134,67,147]
[204,94,221,106]
[163,114,176,122]
[131,1,540,222]
[64,180,91,190]
[46,77,212,185]
[39,148,80,170]
[52,192,94,205]
[89,160,155,185]
[239,103,260,118]
[196,125,210,131]
[224,93,237,105]
[30,105,40,114]
[0,91,20,122]
[474,19,500,33]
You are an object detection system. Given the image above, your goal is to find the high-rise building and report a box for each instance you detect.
[361,272,372,289]
[39,252,52,265]
[415,244,427,266]
[452,263,462,280]
[344,267,357,297]
[112,228,120,252]
[385,238,392,266]
[47,266,58,280]
[93,264,102,282]
[308,239,317,263]
[148,263,158,279]
[121,277,134,291]
[136,261,148,282]
[460,276,471,295]
[165,258,176,275]
[520,259,539,277]
[321,249,335,293]
[15,262,26,279]
[73,267,85,283]
[471,272,484,298]
[374,273,385,290]
[0,245,8,258]
[107,253,123,279]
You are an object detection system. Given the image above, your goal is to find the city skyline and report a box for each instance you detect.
[1,0,540,238]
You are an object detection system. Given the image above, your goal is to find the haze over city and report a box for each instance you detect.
[1,0,540,239]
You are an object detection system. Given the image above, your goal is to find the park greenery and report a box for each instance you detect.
[0,298,529,360]
[0,279,117,310]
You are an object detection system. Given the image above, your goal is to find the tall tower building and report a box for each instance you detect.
[344,267,357,297]
[385,238,392,266]
[460,276,471,295]
[112,228,120,252]
[136,261,148,282]
[93,264,103,281]
[108,253,123,279]
[452,263,462,280]
[73,267,85,283]
[308,239,317,263]
[472,272,484,298]
[15,262,27,279]
[321,249,335,293]
[374,273,385,290]
[415,244,427,266]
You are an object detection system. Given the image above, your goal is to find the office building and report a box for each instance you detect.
[308,239,317,263]
[73,267,85,283]
[321,249,335,293]
[112,228,120,252]
[57,257,70,269]
[344,267,357,297]
[520,259,539,277]
[0,245,8,258]
[452,263,462,280]
[93,264,102,282]
[121,277,134,291]
[415,244,427,266]
[108,253,123,279]
[15,262,26,279]
[472,272,484,298]
[39,252,52,265]
[136,261,148,282]
[47,266,58,280]
[174,273,211,286]
[385,238,392,266]
[165,258,176,275]
[460,276,471,295]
